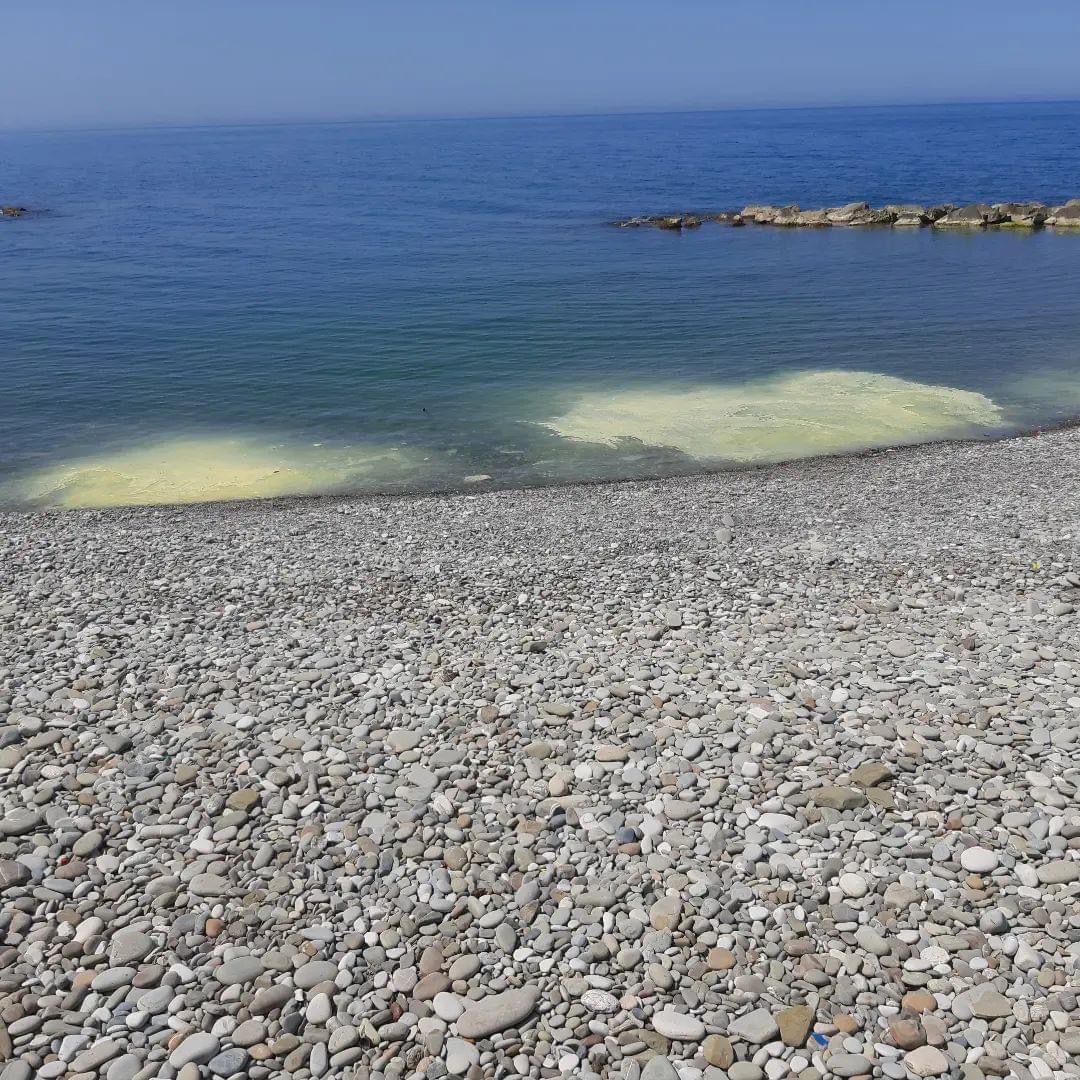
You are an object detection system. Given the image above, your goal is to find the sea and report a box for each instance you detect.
[3,101,1080,508]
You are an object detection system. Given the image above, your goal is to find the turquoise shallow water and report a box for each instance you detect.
[2,102,1080,506]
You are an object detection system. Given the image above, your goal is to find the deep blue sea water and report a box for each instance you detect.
[3,101,1080,506]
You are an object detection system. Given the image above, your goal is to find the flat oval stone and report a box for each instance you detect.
[581,989,619,1014]
[433,992,465,1022]
[215,955,264,986]
[651,1010,706,1042]
[829,1053,872,1076]
[1036,859,1079,884]
[456,986,540,1039]
[838,873,868,898]
[959,847,998,873]
[168,1033,220,1069]
[293,960,339,989]
[0,809,43,837]
[188,873,230,897]
[109,930,154,966]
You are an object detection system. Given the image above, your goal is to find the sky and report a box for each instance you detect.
[2,0,1079,131]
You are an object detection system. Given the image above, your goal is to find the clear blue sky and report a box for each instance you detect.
[2,0,1079,131]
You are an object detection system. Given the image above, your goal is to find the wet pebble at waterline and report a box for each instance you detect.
[0,426,1078,1079]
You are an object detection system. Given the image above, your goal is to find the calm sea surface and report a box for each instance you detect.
[3,102,1080,507]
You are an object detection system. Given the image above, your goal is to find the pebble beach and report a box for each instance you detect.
[1,427,1079,1080]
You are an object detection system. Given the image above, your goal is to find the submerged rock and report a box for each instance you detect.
[613,213,703,230]
[1,205,29,217]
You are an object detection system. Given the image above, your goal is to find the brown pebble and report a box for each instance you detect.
[707,947,736,970]
[902,990,937,1014]
[888,1018,925,1049]
[703,1034,734,1068]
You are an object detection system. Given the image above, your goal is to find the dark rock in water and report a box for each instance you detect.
[847,206,897,226]
[994,202,1048,228]
[2,206,29,218]
[653,215,702,230]
[705,211,745,226]
[612,214,701,230]
[888,205,931,227]
[933,204,981,228]
[933,203,1005,228]
[1049,199,1080,227]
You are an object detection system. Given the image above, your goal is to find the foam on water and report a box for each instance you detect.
[13,436,429,509]
[542,370,1004,464]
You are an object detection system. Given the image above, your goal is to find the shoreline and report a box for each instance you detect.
[4,409,1080,518]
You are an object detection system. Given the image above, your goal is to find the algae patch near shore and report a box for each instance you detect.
[543,370,1005,464]
[7,373,1010,509]
[12,436,430,509]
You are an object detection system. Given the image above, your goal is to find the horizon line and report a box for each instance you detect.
[2,95,1079,138]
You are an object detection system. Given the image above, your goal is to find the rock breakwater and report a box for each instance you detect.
[614,198,1080,230]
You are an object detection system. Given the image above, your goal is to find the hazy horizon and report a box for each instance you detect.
[2,0,1079,132]
[4,96,1080,138]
